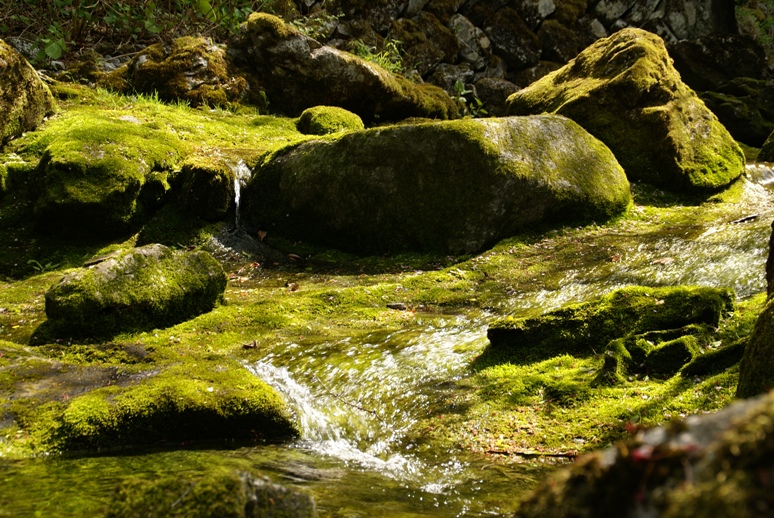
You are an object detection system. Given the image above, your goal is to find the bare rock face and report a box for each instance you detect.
[0,39,55,146]
[229,13,458,122]
[242,115,631,254]
[507,28,744,194]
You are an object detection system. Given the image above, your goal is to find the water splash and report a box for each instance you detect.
[246,317,487,485]
[231,160,252,230]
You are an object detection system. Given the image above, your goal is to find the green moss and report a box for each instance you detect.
[125,37,247,108]
[487,286,734,364]
[737,297,774,397]
[296,106,365,135]
[0,40,56,146]
[14,357,297,451]
[41,244,227,339]
[244,115,630,254]
[644,335,700,379]
[506,28,744,194]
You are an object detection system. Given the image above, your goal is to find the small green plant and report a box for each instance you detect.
[27,259,60,273]
[452,80,488,118]
[289,11,342,41]
[348,39,405,75]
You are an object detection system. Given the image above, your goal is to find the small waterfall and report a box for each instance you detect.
[231,160,252,231]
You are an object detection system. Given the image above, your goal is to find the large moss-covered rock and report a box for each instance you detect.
[121,36,248,107]
[16,358,297,451]
[44,244,227,338]
[32,111,186,237]
[488,285,735,364]
[109,470,316,518]
[0,39,55,146]
[737,296,774,398]
[229,13,458,122]
[242,114,631,254]
[514,390,774,517]
[506,28,745,194]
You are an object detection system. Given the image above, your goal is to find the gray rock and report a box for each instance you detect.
[449,13,491,70]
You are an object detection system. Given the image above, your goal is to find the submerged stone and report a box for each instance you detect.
[243,114,631,254]
[488,286,734,364]
[506,28,745,194]
[0,38,56,146]
[109,470,315,518]
[44,244,227,338]
[229,13,458,122]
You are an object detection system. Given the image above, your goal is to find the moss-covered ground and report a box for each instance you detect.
[0,86,771,514]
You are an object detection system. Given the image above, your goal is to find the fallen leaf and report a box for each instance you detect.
[610,254,621,262]
[257,230,267,241]
[651,257,674,265]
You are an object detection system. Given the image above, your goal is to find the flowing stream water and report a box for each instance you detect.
[2,172,774,516]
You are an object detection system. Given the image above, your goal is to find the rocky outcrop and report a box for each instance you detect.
[506,28,745,194]
[242,114,631,254]
[0,39,55,146]
[110,471,316,518]
[44,244,227,338]
[229,13,458,122]
[514,389,774,517]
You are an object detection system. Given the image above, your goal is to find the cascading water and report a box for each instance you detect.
[231,160,252,231]
[246,320,487,487]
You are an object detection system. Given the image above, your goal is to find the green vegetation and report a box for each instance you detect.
[296,105,365,135]
[348,39,406,75]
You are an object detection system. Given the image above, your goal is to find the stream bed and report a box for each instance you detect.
[1,173,774,516]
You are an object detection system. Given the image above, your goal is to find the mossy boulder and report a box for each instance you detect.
[117,36,247,107]
[0,39,55,146]
[488,286,734,364]
[43,244,227,338]
[109,470,316,518]
[737,297,774,398]
[760,130,774,163]
[32,111,186,237]
[506,28,745,194]
[296,106,365,135]
[243,114,631,254]
[514,390,774,517]
[16,358,297,451]
[229,13,458,122]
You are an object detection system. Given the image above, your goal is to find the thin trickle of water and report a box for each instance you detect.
[231,160,252,230]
